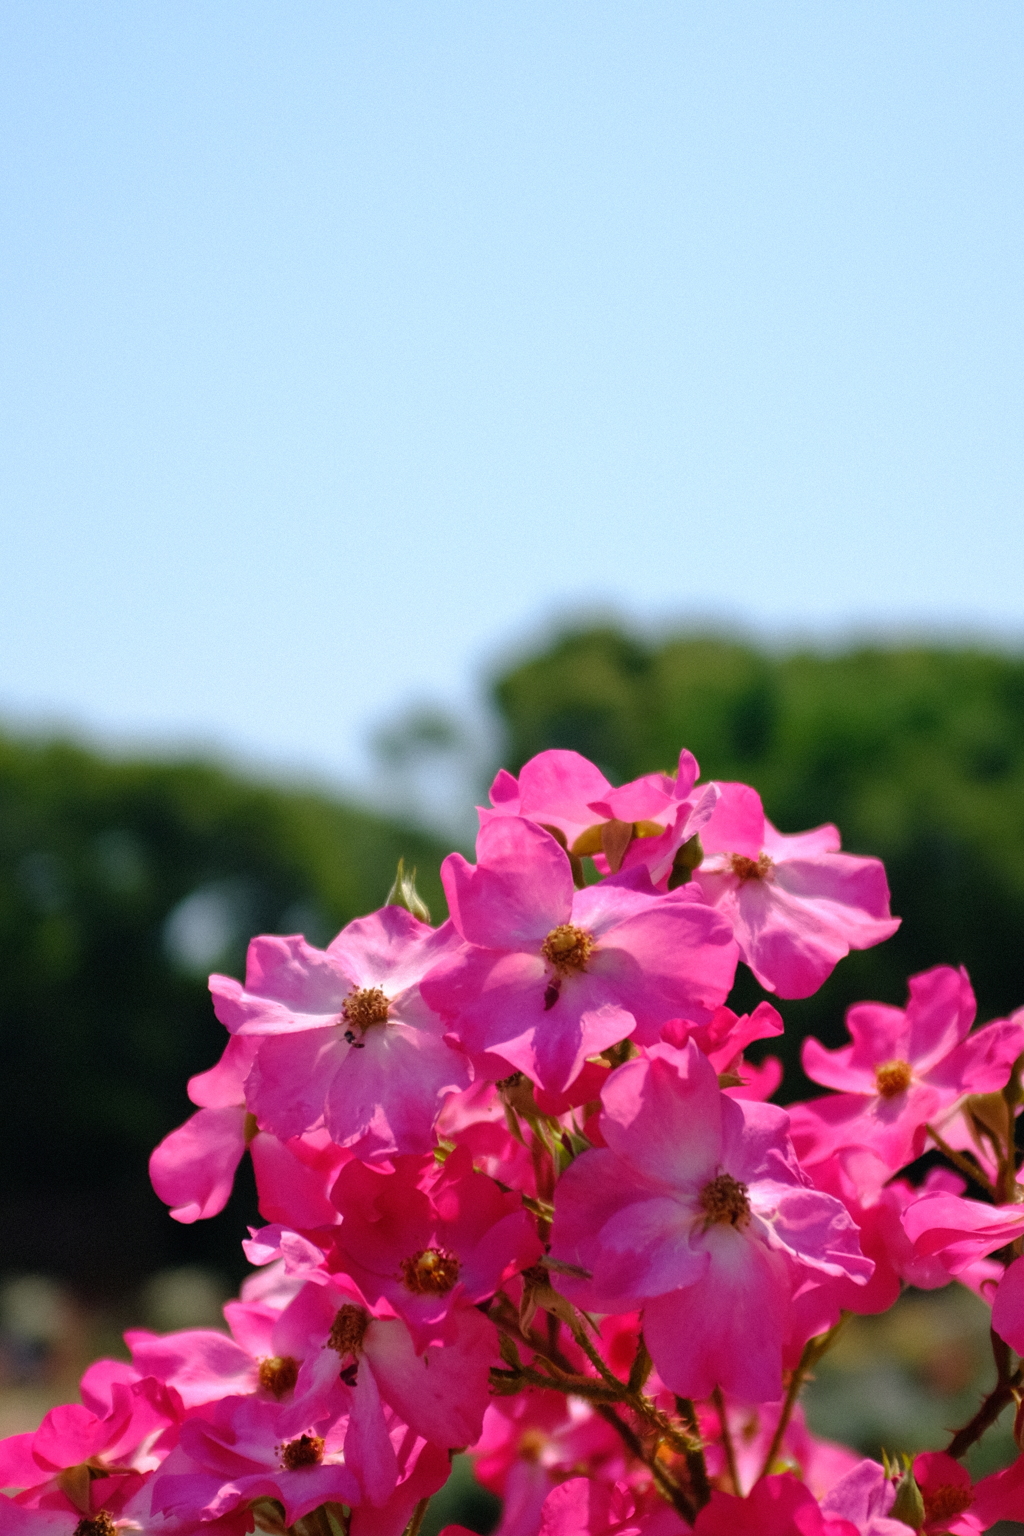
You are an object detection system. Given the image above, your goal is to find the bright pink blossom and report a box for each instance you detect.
[694,1472,860,1536]
[149,1033,348,1227]
[483,748,718,888]
[535,1476,688,1536]
[0,1374,180,1518]
[912,1452,985,1535]
[424,816,738,1091]
[210,905,470,1158]
[149,1394,359,1526]
[328,1145,541,1348]
[816,1458,917,1536]
[790,967,1023,1173]
[550,1041,871,1400]
[693,783,899,998]
[472,1388,627,1536]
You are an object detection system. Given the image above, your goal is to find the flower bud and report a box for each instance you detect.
[385,857,431,922]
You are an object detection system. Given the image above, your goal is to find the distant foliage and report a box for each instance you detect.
[0,735,448,1287]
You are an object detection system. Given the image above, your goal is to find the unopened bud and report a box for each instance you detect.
[890,1461,925,1531]
[667,833,703,890]
[385,858,431,923]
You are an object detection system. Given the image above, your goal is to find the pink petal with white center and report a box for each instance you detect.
[322,1021,471,1158]
[245,1027,343,1137]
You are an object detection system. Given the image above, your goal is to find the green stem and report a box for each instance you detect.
[403,1495,430,1536]
[925,1123,997,1199]
[757,1314,851,1482]
[712,1385,741,1495]
[675,1397,712,1509]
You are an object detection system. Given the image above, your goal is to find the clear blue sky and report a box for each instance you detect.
[1,3,1022,792]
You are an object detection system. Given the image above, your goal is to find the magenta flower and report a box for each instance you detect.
[790,967,1023,1172]
[210,905,470,1158]
[693,1472,859,1536]
[149,1394,362,1526]
[328,1145,541,1349]
[0,1374,179,1518]
[693,782,900,998]
[912,1453,986,1535]
[902,1189,1024,1355]
[550,1041,871,1401]
[423,816,738,1092]
[484,747,719,888]
[536,1476,688,1535]
[472,1390,627,1536]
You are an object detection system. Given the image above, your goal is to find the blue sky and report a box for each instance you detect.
[2,3,1022,795]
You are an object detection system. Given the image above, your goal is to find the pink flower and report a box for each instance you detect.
[818,1459,917,1535]
[913,1452,985,1535]
[902,1189,1024,1352]
[423,816,738,1092]
[693,783,900,998]
[329,1145,542,1349]
[792,967,1023,1172]
[471,1389,627,1536]
[699,1397,858,1502]
[149,1393,361,1525]
[536,1476,688,1535]
[549,1041,871,1401]
[0,1375,180,1518]
[694,1472,860,1535]
[210,905,471,1158]
[149,1034,348,1228]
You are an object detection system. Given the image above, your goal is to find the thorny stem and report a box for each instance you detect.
[711,1385,741,1495]
[947,1333,1022,1460]
[675,1397,712,1509]
[925,1123,997,1199]
[592,1403,696,1523]
[487,1299,704,1517]
[757,1314,851,1482]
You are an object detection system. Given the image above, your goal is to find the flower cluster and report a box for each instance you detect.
[6,747,1024,1536]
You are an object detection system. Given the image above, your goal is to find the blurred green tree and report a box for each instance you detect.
[0,734,448,1293]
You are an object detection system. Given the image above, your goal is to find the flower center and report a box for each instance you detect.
[341,986,390,1036]
[399,1246,460,1294]
[923,1484,973,1522]
[74,1518,116,1536]
[280,1433,325,1471]
[699,1172,751,1229]
[258,1355,299,1399]
[519,1428,548,1462]
[729,852,773,881]
[541,924,595,973]
[875,1059,913,1098]
[328,1304,369,1358]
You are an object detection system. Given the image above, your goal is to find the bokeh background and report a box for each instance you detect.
[2,3,1024,1527]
